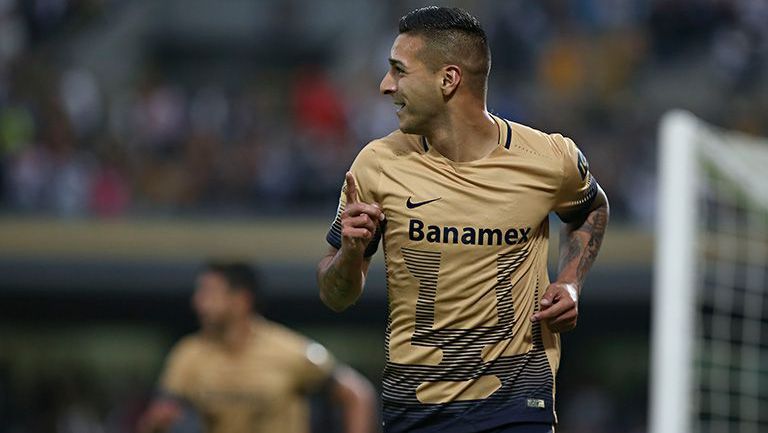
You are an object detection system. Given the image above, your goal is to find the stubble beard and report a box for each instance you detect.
[397,109,430,136]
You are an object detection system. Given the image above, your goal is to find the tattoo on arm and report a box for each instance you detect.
[322,261,355,299]
[576,206,608,283]
[318,252,366,311]
[559,232,583,275]
[559,205,609,286]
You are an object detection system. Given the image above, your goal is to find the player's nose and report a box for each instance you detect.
[380,72,396,95]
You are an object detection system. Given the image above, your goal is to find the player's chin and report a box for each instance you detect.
[396,115,410,132]
[397,117,422,135]
[197,315,220,329]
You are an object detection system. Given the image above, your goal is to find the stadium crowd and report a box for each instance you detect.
[1,0,766,223]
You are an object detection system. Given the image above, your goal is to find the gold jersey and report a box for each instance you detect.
[326,116,598,433]
[159,318,335,433]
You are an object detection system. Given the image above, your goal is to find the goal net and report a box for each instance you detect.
[650,110,768,433]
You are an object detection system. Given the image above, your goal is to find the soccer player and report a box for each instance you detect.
[317,6,609,433]
[139,261,377,433]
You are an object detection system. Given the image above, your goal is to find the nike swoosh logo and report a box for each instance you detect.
[406,197,442,209]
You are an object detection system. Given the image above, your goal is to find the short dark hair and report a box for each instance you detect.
[203,261,259,298]
[398,6,491,96]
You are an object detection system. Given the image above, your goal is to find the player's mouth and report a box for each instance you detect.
[394,102,405,113]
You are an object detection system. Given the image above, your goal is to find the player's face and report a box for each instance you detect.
[192,272,238,331]
[380,33,444,134]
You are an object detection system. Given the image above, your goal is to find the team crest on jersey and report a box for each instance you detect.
[577,150,589,180]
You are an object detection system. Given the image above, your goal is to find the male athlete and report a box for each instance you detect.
[140,261,376,433]
[317,6,609,433]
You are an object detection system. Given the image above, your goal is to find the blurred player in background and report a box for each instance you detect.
[317,6,609,433]
[140,261,377,433]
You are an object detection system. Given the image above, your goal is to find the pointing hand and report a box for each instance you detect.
[341,172,385,255]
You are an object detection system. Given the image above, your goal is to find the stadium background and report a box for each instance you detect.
[0,0,766,432]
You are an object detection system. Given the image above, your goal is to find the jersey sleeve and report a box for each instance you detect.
[296,341,337,393]
[551,134,599,222]
[326,144,382,257]
[278,331,336,393]
[159,338,198,399]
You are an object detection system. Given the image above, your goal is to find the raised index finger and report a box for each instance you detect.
[345,172,359,205]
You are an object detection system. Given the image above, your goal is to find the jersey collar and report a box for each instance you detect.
[420,114,513,153]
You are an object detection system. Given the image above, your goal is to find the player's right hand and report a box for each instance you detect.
[341,171,384,255]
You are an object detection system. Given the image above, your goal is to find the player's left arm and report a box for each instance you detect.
[137,397,183,433]
[531,134,610,332]
[329,365,378,433]
[138,339,199,433]
[532,186,609,332]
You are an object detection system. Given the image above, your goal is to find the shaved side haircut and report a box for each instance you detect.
[399,6,491,97]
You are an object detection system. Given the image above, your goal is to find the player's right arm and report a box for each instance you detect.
[317,172,384,312]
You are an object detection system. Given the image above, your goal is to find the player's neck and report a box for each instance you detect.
[214,315,256,352]
[424,109,498,163]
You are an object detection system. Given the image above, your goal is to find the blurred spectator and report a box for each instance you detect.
[291,66,349,141]
[0,0,764,223]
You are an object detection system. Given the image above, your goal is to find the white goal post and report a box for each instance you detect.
[651,110,768,433]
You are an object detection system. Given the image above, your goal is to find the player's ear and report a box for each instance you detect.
[440,65,461,97]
